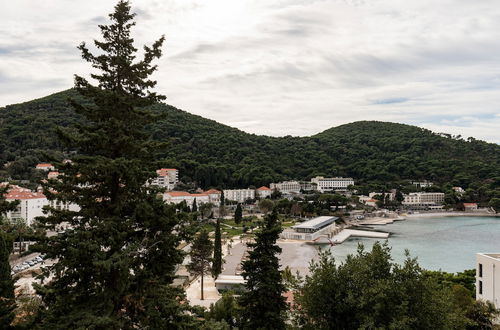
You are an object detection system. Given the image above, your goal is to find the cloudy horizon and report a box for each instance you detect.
[1,0,500,142]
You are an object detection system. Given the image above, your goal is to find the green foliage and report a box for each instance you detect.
[212,219,223,278]
[425,269,477,297]
[294,243,474,329]
[206,292,239,328]
[258,199,274,214]
[2,87,499,195]
[32,2,195,328]
[0,185,17,329]
[234,203,242,224]
[0,232,15,329]
[187,230,213,300]
[489,198,500,212]
[239,211,287,330]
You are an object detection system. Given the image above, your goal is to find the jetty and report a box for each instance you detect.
[330,229,389,244]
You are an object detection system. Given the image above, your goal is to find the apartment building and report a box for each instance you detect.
[163,191,210,208]
[476,253,500,309]
[310,176,355,192]
[4,186,48,226]
[223,189,255,203]
[151,168,179,190]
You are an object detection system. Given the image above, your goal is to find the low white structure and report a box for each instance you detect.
[411,180,433,188]
[310,176,354,192]
[151,168,179,190]
[35,163,54,171]
[215,275,246,292]
[256,186,272,198]
[223,189,255,203]
[4,186,48,226]
[281,216,337,241]
[476,253,500,309]
[163,191,210,207]
[205,189,222,205]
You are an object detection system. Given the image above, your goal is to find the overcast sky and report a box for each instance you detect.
[1,0,500,142]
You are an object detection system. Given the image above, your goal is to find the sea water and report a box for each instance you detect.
[329,217,500,273]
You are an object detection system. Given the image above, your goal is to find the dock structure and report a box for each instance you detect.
[331,229,389,244]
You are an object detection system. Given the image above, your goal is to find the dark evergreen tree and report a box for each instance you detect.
[192,198,198,213]
[234,203,242,224]
[0,185,17,329]
[239,210,287,329]
[34,1,195,328]
[187,230,213,300]
[0,233,15,329]
[212,218,223,278]
[220,191,225,206]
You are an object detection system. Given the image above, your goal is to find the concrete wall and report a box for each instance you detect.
[476,253,500,309]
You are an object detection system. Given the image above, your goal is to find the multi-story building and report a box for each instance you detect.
[151,168,179,190]
[4,186,48,226]
[256,186,272,198]
[402,192,444,208]
[310,176,355,193]
[476,253,500,309]
[270,181,301,194]
[223,189,255,203]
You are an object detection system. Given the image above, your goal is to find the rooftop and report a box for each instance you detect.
[292,216,337,230]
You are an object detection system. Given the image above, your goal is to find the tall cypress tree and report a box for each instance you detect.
[192,198,198,213]
[239,210,287,329]
[0,233,15,329]
[234,203,242,224]
[212,218,223,278]
[34,2,195,328]
[0,185,17,329]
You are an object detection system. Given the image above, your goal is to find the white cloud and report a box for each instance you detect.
[1,0,499,142]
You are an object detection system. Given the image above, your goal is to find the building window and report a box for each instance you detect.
[479,280,483,295]
[479,263,483,278]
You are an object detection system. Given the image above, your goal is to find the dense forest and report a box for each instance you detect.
[1,89,499,194]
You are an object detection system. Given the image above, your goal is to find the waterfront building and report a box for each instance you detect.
[464,203,478,211]
[4,186,48,226]
[402,192,444,209]
[151,168,179,190]
[310,176,354,193]
[476,253,500,309]
[223,189,255,203]
[256,186,272,198]
[281,216,337,241]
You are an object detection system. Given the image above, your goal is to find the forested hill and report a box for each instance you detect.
[1,89,499,191]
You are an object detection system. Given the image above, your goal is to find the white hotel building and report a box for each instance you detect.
[310,176,355,193]
[402,192,444,208]
[476,253,500,309]
[223,189,255,203]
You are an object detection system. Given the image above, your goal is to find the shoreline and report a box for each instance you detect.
[404,211,499,218]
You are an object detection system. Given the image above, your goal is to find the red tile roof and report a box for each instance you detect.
[205,189,221,194]
[157,168,178,176]
[463,203,477,206]
[257,186,271,191]
[36,163,53,168]
[5,188,46,200]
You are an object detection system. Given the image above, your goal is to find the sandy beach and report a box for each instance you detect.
[405,211,498,218]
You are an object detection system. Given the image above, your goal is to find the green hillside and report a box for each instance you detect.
[1,90,499,196]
